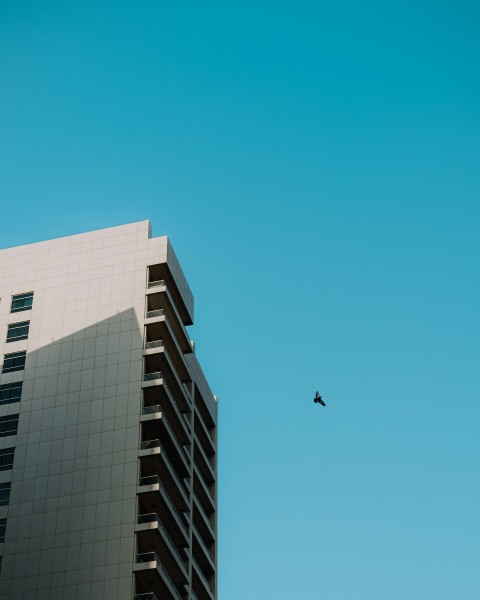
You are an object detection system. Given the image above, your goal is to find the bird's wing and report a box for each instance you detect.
[315,391,320,398]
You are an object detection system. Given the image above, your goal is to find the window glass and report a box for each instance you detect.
[0,483,11,506]
[11,292,33,313]
[2,352,26,373]
[0,415,19,437]
[0,519,6,542]
[6,321,29,343]
[0,448,15,471]
[0,383,22,405]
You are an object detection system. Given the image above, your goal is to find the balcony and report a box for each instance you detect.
[194,439,215,485]
[145,297,192,356]
[139,442,190,511]
[194,390,216,432]
[193,464,215,515]
[144,351,192,412]
[193,494,215,545]
[192,557,215,600]
[134,552,185,600]
[136,514,188,582]
[193,524,215,576]
[194,407,215,457]
[140,413,190,480]
[143,383,191,444]
[138,475,189,546]
[144,320,191,384]
[147,263,193,327]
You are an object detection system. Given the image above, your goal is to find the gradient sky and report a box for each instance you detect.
[1,2,479,598]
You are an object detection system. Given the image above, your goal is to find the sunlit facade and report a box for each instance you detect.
[0,222,217,600]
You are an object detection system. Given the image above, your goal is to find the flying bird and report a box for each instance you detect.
[313,391,326,406]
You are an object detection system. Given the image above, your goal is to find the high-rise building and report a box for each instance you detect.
[0,222,217,600]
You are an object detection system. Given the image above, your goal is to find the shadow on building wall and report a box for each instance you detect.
[0,309,144,600]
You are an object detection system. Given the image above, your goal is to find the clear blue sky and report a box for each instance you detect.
[1,2,479,598]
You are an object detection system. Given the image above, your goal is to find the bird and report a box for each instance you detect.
[313,391,326,406]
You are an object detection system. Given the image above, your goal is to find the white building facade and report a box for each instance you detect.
[0,221,217,600]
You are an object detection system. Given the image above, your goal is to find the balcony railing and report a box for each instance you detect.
[142,404,161,415]
[138,476,189,537]
[139,445,190,502]
[140,439,161,450]
[193,557,214,595]
[146,308,165,319]
[164,380,191,434]
[139,474,161,486]
[194,464,215,512]
[194,494,215,539]
[195,407,215,445]
[153,445,189,494]
[134,594,159,600]
[137,514,186,566]
[138,512,162,525]
[141,407,189,471]
[140,476,186,519]
[145,339,164,350]
[195,440,215,483]
[162,412,190,464]
[135,553,183,600]
[193,524,215,572]
[163,347,192,397]
[148,279,166,289]
[144,371,163,381]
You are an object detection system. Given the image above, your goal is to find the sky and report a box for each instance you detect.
[1,1,479,598]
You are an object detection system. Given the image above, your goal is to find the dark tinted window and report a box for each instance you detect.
[0,415,18,438]
[0,382,22,405]
[2,352,26,373]
[0,519,6,542]
[6,321,29,343]
[0,483,11,506]
[0,448,15,471]
[11,292,33,313]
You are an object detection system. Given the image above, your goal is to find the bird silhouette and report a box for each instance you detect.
[313,391,326,406]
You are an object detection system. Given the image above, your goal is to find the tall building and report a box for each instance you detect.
[0,222,217,600]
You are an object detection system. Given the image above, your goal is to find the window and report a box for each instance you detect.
[0,383,22,405]
[0,483,11,506]
[0,520,6,543]
[0,448,14,471]
[0,415,18,438]
[11,292,33,313]
[6,321,29,343]
[2,352,26,373]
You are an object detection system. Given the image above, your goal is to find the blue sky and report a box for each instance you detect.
[1,1,479,598]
